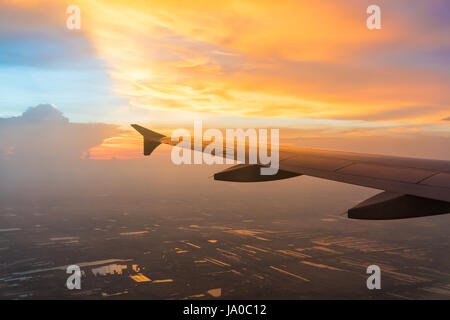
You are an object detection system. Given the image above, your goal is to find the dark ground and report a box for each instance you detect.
[1,179,449,299]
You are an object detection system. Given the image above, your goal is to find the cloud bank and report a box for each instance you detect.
[0,103,448,204]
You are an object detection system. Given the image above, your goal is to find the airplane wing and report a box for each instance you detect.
[131,124,450,220]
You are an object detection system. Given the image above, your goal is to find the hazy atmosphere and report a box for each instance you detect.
[0,0,449,300]
[1,105,449,299]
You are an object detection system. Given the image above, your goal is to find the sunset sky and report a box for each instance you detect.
[0,0,449,158]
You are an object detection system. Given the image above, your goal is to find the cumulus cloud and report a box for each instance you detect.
[1,104,68,124]
[0,104,121,161]
[0,104,124,199]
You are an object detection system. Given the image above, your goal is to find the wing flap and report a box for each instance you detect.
[420,173,450,188]
[337,163,436,184]
[279,154,353,171]
[279,158,450,202]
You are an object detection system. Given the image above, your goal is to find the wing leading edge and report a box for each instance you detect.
[132,124,450,220]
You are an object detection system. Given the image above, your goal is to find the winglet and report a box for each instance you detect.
[131,124,166,156]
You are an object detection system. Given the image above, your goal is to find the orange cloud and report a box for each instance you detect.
[69,0,448,123]
[5,0,450,125]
